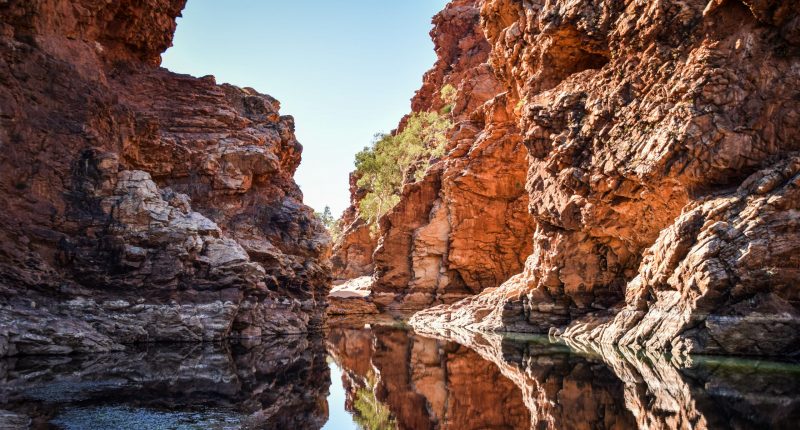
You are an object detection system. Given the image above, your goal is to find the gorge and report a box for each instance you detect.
[333,0,800,358]
[1,0,799,428]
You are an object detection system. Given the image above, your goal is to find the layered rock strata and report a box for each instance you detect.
[333,0,535,311]
[404,0,800,356]
[327,276,379,315]
[330,173,377,282]
[0,0,329,357]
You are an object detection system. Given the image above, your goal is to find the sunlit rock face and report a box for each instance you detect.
[326,325,531,430]
[0,336,330,429]
[331,173,378,283]
[411,0,800,356]
[333,0,535,310]
[0,0,330,357]
[327,276,380,316]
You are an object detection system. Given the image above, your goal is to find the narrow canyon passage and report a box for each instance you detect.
[0,0,799,428]
[1,319,798,429]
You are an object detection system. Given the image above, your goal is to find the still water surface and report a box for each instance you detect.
[1,319,798,429]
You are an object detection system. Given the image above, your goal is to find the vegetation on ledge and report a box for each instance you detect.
[354,110,452,229]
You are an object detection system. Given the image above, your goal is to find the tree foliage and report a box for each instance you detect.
[354,111,452,227]
[440,83,457,114]
[315,205,342,242]
[315,206,335,227]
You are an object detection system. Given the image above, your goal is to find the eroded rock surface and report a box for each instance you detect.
[331,173,378,282]
[327,276,379,316]
[409,0,800,356]
[0,0,329,357]
[334,0,534,311]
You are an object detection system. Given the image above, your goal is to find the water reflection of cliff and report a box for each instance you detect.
[0,336,330,429]
[425,327,800,430]
[4,325,797,429]
[326,325,531,430]
[330,323,800,430]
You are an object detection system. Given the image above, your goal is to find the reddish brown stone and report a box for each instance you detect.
[0,0,329,357]
[333,0,535,311]
[403,0,799,356]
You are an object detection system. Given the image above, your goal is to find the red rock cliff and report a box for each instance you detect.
[0,0,330,357]
[412,0,800,356]
[333,0,535,310]
[330,0,799,356]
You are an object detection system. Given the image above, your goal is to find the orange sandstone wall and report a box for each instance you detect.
[413,0,800,356]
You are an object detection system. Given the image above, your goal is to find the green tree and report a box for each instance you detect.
[440,83,457,114]
[315,205,342,242]
[354,111,452,228]
[319,206,334,227]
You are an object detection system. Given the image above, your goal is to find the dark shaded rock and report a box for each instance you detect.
[0,0,330,357]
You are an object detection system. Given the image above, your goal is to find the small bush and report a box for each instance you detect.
[440,84,457,104]
[440,83,457,115]
[354,111,452,228]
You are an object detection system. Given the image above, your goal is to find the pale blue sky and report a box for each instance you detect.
[161,0,449,215]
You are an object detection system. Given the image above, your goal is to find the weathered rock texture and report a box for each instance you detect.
[330,173,378,282]
[333,0,535,310]
[0,0,329,357]
[408,0,800,356]
[327,276,379,315]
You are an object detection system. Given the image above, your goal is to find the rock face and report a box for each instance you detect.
[330,173,377,282]
[0,0,329,357]
[327,276,379,315]
[333,0,535,311]
[406,0,800,356]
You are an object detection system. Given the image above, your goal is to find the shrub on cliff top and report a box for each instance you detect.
[354,111,451,228]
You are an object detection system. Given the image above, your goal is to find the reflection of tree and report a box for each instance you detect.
[326,325,530,430]
[353,373,398,430]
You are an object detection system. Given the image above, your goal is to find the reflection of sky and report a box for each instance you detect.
[322,358,360,430]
